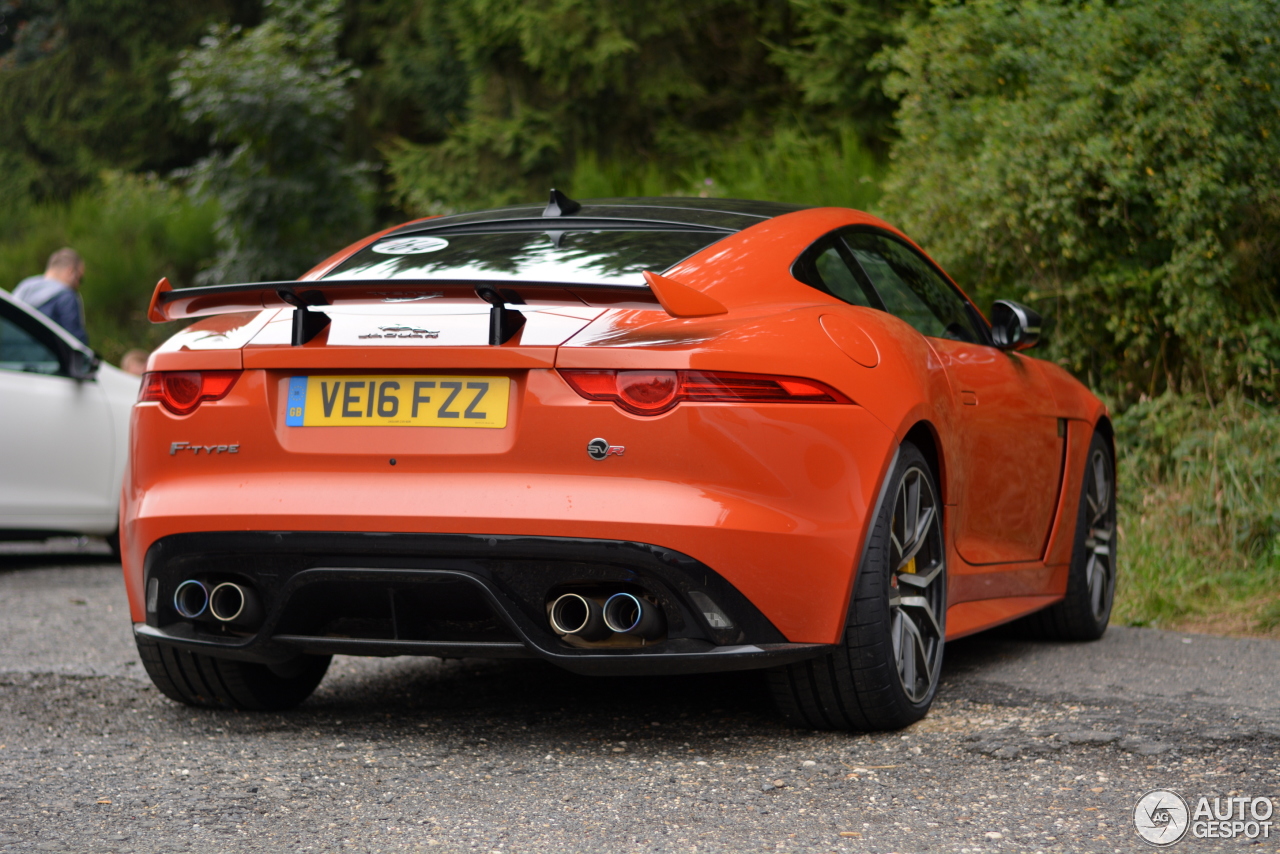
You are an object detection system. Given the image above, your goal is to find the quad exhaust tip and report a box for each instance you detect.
[548,590,666,641]
[548,593,610,641]
[173,579,264,628]
[209,582,264,627]
[602,592,665,640]
[173,580,209,619]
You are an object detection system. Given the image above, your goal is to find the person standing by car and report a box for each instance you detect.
[12,248,89,346]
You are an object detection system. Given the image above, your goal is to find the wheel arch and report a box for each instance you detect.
[902,420,947,505]
[1092,414,1116,463]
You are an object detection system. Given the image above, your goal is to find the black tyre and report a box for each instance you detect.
[136,635,330,711]
[1024,431,1117,640]
[768,442,946,730]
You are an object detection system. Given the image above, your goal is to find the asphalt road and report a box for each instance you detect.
[1,551,1277,854]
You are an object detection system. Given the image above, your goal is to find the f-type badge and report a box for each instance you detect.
[587,437,625,460]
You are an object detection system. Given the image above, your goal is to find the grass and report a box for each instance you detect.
[568,123,883,211]
[1112,392,1280,637]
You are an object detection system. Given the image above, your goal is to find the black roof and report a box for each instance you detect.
[387,196,809,238]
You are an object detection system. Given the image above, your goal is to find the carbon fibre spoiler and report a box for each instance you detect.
[146,273,726,346]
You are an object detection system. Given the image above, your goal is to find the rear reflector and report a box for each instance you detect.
[139,371,242,416]
[559,369,852,416]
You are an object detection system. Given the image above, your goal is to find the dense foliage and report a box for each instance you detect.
[171,0,373,282]
[0,0,257,202]
[881,0,1280,405]
[382,0,860,212]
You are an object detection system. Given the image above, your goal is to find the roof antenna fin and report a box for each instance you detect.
[543,188,581,217]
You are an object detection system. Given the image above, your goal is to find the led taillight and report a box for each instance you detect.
[559,370,852,415]
[139,371,241,415]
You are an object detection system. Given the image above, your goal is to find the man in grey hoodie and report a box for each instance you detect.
[12,248,88,346]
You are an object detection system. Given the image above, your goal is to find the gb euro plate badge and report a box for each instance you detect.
[285,376,510,428]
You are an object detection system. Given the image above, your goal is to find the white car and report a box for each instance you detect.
[0,289,139,549]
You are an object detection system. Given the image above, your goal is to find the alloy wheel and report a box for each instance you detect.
[888,466,946,704]
[1083,448,1116,621]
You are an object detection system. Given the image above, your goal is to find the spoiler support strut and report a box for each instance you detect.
[276,288,332,346]
[474,286,526,345]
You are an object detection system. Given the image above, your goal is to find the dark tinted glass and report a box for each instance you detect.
[843,231,983,343]
[0,310,60,374]
[324,230,725,287]
[793,236,880,309]
[814,244,876,308]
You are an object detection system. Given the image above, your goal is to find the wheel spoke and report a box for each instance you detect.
[890,611,904,661]
[898,595,943,638]
[898,612,933,696]
[898,618,917,689]
[896,505,935,570]
[897,560,944,588]
[1088,557,1105,616]
[1092,454,1109,515]
[907,474,921,549]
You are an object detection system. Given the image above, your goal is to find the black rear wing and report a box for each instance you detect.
[147,273,726,345]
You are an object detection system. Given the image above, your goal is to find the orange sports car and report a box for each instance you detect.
[121,193,1115,730]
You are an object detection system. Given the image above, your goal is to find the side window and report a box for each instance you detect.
[0,307,62,375]
[843,231,984,344]
[793,236,881,309]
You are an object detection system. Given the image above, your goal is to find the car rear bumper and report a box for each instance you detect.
[134,531,832,675]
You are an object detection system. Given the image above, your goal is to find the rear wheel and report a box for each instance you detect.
[136,636,330,711]
[1024,431,1116,640]
[768,442,946,730]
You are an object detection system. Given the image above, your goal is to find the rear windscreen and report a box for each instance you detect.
[322,230,726,287]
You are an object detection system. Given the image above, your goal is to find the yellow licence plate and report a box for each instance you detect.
[285,375,509,428]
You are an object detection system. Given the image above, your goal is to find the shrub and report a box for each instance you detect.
[881,0,1280,405]
[172,0,373,283]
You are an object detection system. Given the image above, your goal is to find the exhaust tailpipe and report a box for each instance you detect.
[173,580,209,620]
[548,593,609,640]
[603,592,665,639]
[208,582,264,628]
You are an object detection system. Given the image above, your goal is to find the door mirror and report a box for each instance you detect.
[67,346,100,380]
[991,300,1042,351]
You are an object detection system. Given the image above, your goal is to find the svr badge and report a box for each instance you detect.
[587,438,625,460]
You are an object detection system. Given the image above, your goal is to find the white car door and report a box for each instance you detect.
[0,298,118,534]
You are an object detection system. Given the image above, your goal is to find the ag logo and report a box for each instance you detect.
[371,236,450,255]
[1135,789,1190,846]
[587,437,625,460]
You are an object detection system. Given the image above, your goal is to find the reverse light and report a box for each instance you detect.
[139,370,242,415]
[559,369,852,416]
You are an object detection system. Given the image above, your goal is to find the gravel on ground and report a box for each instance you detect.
[1,559,1276,854]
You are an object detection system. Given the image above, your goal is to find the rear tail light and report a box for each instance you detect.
[559,369,852,416]
[139,371,241,415]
